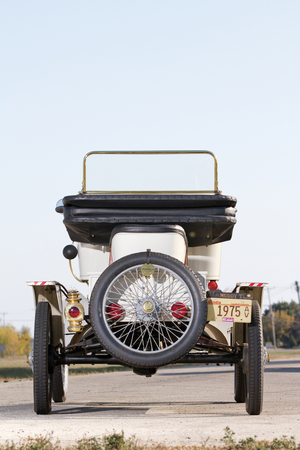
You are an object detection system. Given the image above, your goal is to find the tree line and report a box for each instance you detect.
[263,300,300,348]
[0,325,31,356]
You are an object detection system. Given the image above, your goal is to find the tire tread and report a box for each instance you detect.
[234,363,246,403]
[33,302,52,414]
[246,300,264,415]
[52,366,67,403]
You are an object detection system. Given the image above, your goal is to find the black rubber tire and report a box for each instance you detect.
[33,302,53,414]
[234,363,246,403]
[89,252,207,368]
[52,365,68,403]
[245,300,264,415]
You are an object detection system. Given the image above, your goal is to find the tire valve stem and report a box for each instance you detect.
[65,290,84,332]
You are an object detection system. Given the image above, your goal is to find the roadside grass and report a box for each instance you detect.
[0,429,299,450]
[0,355,129,382]
[266,348,300,360]
[0,356,32,381]
[0,348,299,382]
[67,365,130,376]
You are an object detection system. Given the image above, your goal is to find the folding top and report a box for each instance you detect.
[58,193,237,247]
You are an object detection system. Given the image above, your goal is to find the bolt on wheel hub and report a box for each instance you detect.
[136,299,159,322]
[143,300,155,313]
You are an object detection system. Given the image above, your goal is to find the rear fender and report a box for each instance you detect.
[232,282,267,345]
[27,282,65,347]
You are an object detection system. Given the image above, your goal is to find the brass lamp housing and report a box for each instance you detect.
[65,290,84,332]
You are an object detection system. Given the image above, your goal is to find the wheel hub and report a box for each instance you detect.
[136,299,160,322]
[143,300,155,313]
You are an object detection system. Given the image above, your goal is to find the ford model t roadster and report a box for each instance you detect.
[28,151,266,416]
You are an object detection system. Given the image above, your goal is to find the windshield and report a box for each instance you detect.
[82,151,219,194]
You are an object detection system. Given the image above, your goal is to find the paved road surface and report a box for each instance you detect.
[0,359,299,446]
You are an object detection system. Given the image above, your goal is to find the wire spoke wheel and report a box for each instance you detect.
[90,252,207,368]
[33,302,53,414]
[105,265,192,352]
[245,300,264,415]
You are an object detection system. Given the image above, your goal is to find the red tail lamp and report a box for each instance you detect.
[106,303,124,320]
[171,302,187,319]
[69,306,80,318]
[208,280,218,290]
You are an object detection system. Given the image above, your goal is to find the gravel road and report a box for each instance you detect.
[0,359,299,446]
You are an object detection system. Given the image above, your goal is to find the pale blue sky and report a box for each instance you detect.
[1,1,299,332]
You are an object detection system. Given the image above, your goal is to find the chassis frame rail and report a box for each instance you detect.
[55,352,242,366]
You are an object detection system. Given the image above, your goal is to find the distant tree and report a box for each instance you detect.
[274,310,295,347]
[264,300,300,317]
[262,314,273,344]
[0,325,20,356]
[292,315,300,346]
[0,325,32,356]
[18,326,31,355]
[289,334,298,348]
[263,304,300,348]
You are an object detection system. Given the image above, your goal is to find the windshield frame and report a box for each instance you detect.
[81,150,220,194]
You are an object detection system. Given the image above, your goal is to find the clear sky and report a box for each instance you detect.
[0,1,299,333]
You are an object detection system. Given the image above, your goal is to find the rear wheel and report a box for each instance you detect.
[33,302,53,414]
[245,300,264,415]
[90,252,207,368]
[234,363,246,403]
[52,365,68,403]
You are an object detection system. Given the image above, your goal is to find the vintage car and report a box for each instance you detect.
[28,151,266,416]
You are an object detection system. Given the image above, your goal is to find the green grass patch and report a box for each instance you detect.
[267,348,300,361]
[0,355,130,382]
[0,429,299,450]
[0,366,33,381]
[68,365,130,376]
[0,356,31,381]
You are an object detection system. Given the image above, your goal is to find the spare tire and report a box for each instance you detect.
[89,252,207,368]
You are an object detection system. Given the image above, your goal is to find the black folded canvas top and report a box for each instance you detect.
[57,194,237,247]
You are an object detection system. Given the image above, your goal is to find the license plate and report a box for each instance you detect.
[207,296,252,323]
